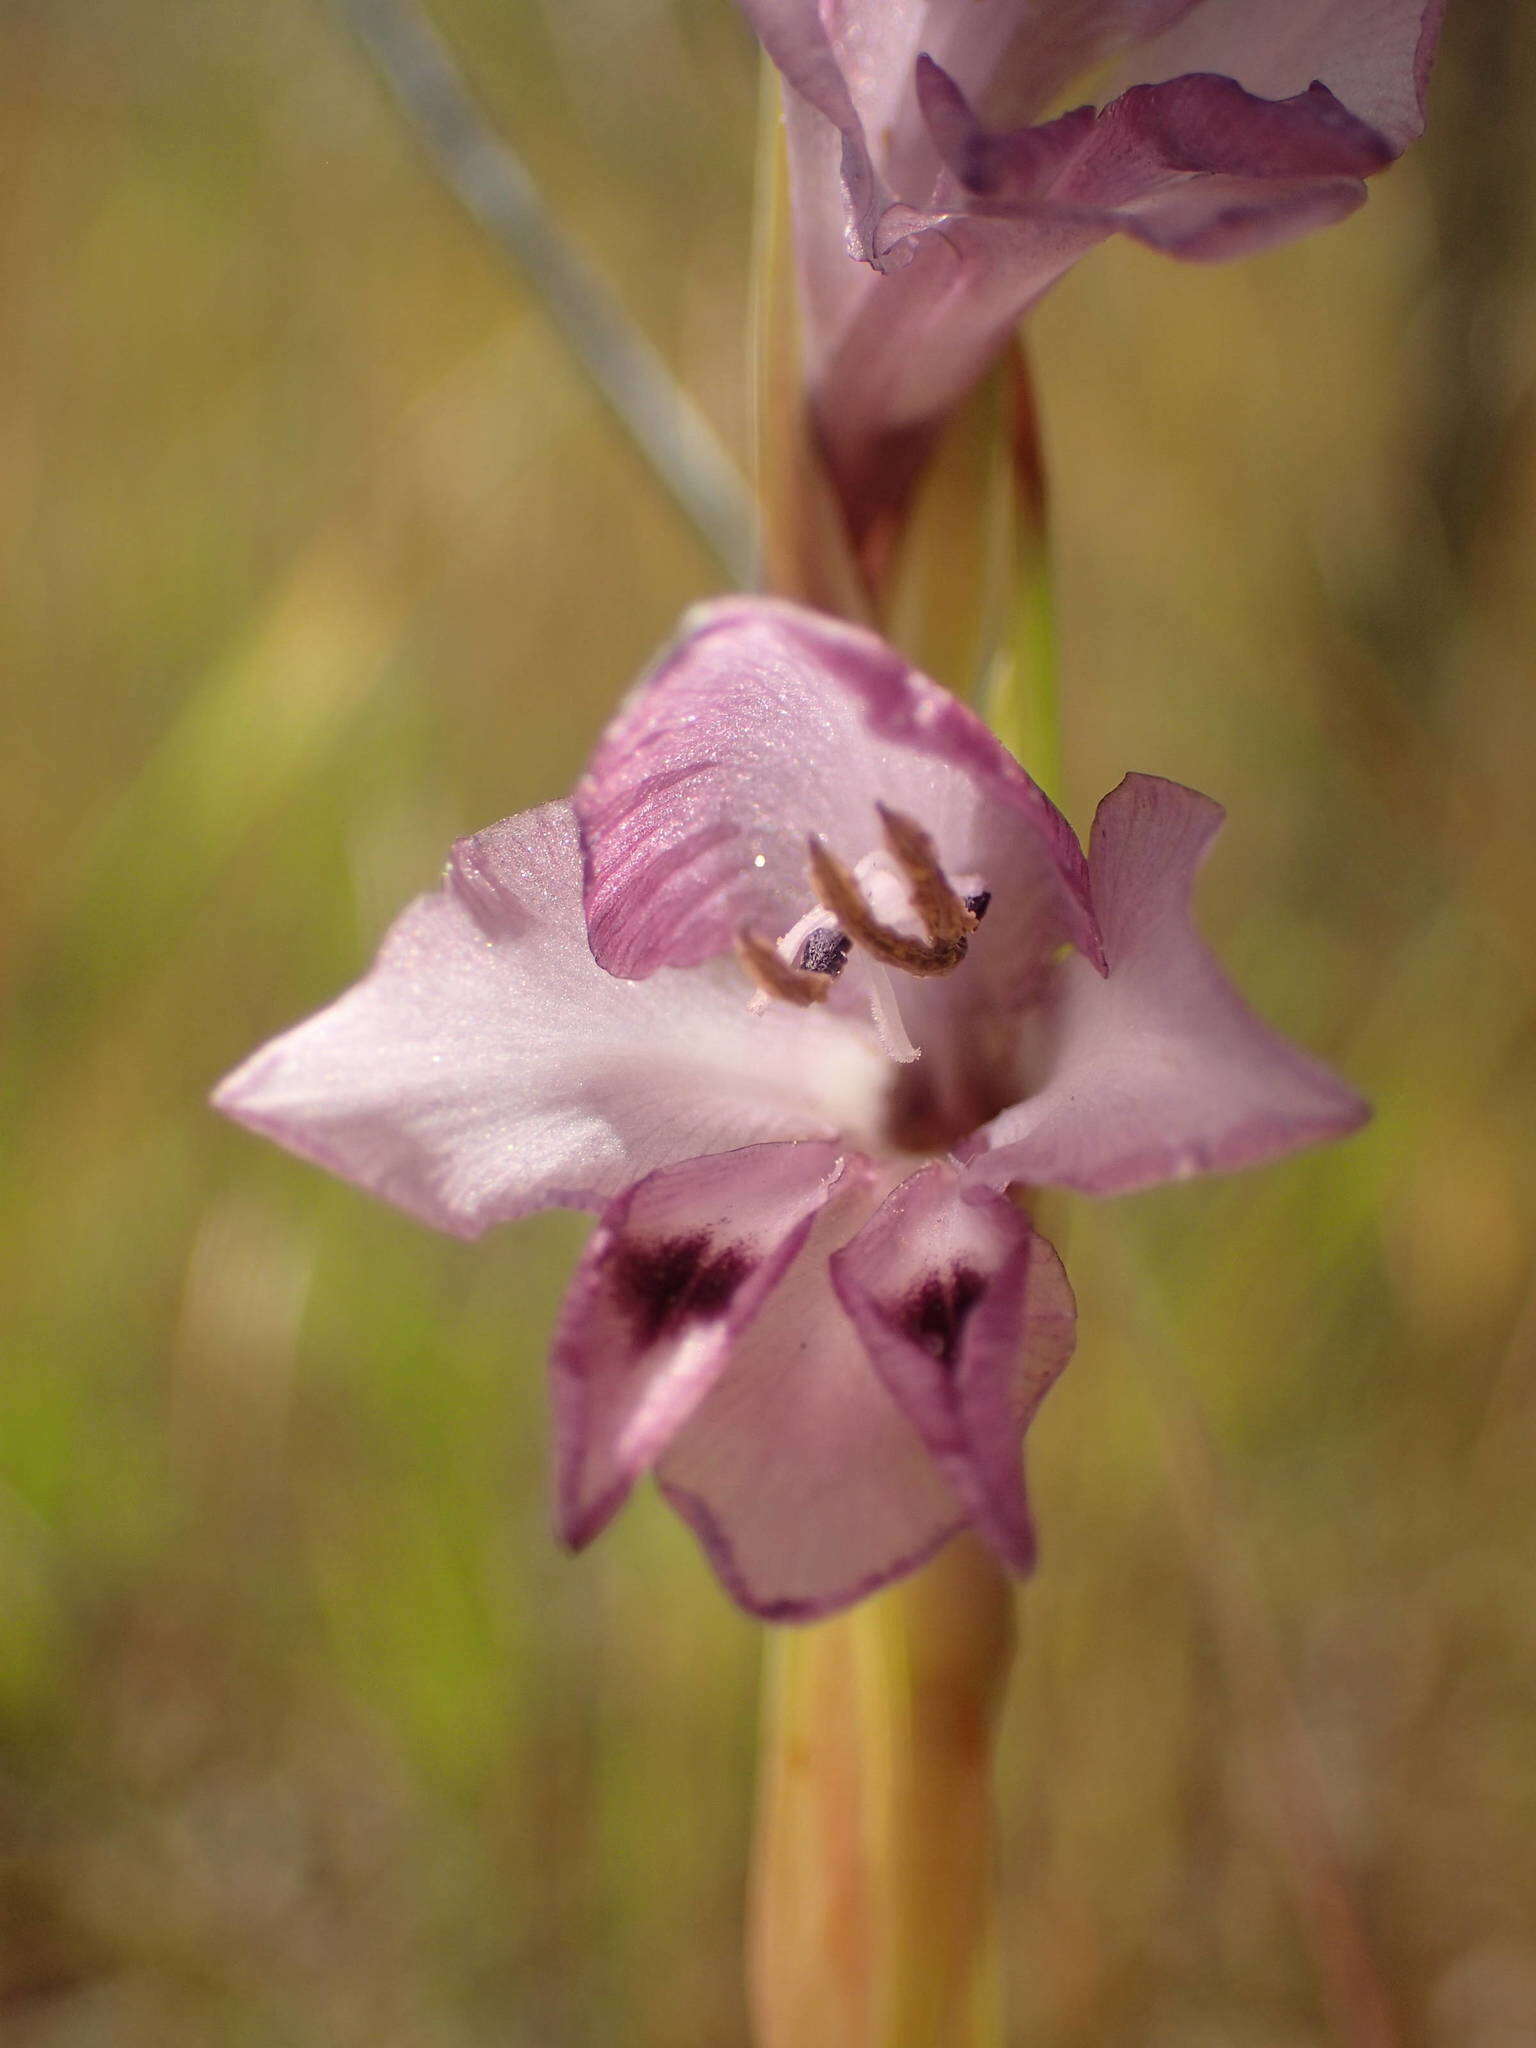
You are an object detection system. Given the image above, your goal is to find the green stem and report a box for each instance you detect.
[983,349,1062,797]
[876,338,1063,796]
[990,541,1060,795]
[748,1540,1012,2048]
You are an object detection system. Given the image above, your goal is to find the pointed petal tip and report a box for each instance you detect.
[554,1479,627,1556]
[208,1063,249,1124]
[978,1098,1370,1200]
[972,771,1371,1197]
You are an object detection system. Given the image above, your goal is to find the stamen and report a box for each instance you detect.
[735,926,837,1006]
[875,804,975,947]
[805,811,981,979]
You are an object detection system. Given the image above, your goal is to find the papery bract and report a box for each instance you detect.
[215,599,1366,1620]
[741,0,1444,542]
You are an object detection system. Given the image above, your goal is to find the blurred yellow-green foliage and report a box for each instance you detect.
[4,3,1535,2042]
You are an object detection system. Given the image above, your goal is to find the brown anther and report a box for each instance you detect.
[805,835,970,978]
[735,926,835,1006]
[875,803,977,948]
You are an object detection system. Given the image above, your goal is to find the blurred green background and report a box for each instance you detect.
[4,3,1534,2042]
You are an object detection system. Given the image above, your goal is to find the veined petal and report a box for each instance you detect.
[918,59,1098,200]
[968,774,1369,1197]
[736,0,887,267]
[816,60,1388,534]
[658,1170,967,1621]
[750,0,1438,547]
[214,802,883,1238]
[740,0,1015,251]
[1079,74,1394,186]
[1019,71,1385,263]
[735,0,864,143]
[746,0,1202,224]
[1126,0,1445,154]
[575,597,1099,996]
[552,1141,847,1548]
[1090,168,1368,262]
[912,1,1203,131]
[831,1163,1075,1574]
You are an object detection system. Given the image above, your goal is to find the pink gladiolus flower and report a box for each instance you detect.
[215,600,1366,1619]
[743,0,1444,541]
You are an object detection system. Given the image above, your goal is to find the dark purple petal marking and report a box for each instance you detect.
[901,1264,987,1370]
[831,1164,1077,1576]
[552,1140,848,1553]
[613,1233,754,1349]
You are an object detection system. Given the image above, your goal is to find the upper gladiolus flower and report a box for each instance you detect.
[744,0,1444,542]
[214,600,1365,1620]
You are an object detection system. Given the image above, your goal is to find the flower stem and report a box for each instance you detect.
[983,349,1062,800]
[747,1537,1013,2048]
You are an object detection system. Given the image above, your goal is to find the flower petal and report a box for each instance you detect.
[1090,167,1368,261]
[743,3,1181,452]
[657,1168,967,1621]
[750,0,1439,547]
[968,774,1369,1195]
[1081,73,1394,186]
[1127,0,1445,154]
[734,0,864,147]
[748,0,1202,221]
[575,597,1099,990]
[735,0,888,296]
[810,205,1103,544]
[214,801,884,1237]
[1029,72,1385,263]
[815,62,1386,530]
[831,1163,1076,1573]
[919,1,1203,130]
[552,1140,847,1548]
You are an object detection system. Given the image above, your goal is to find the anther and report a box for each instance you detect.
[804,806,984,979]
[735,926,837,1006]
[875,804,976,949]
[797,927,852,977]
[806,834,973,978]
